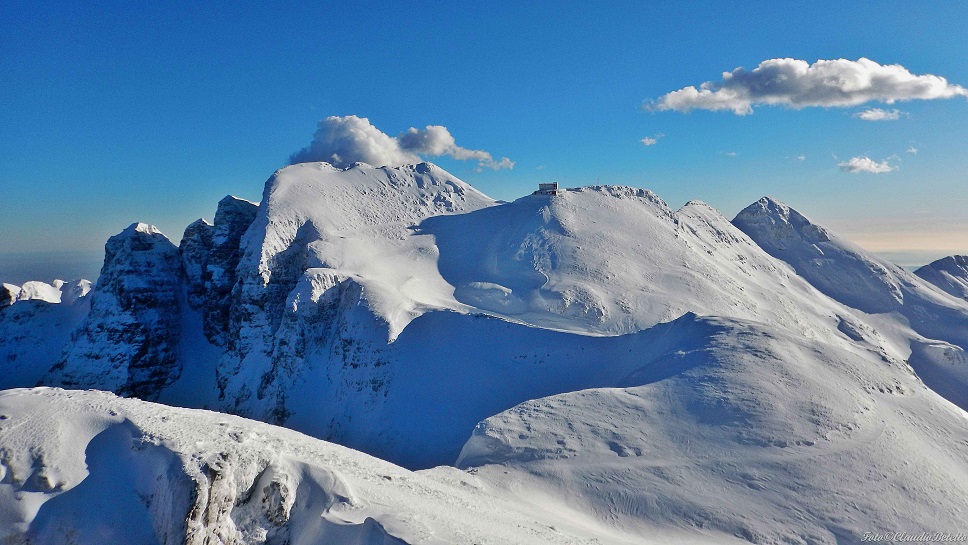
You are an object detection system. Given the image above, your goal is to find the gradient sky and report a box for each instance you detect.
[2,0,967,283]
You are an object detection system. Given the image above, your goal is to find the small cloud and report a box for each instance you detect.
[724,151,738,157]
[838,156,897,174]
[906,146,918,154]
[853,108,905,121]
[289,115,513,170]
[641,133,664,146]
[535,165,546,170]
[475,157,515,172]
[649,57,968,115]
[796,155,806,161]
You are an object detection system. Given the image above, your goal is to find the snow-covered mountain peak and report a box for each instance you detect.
[60,279,92,305]
[219,161,498,394]
[679,199,714,210]
[254,161,492,237]
[15,281,64,303]
[916,255,968,301]
[734,196,833,245]
[48,223,184,399]
[123,222,164,236]
[218,194,259,209]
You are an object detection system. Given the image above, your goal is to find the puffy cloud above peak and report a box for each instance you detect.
[398,125,514,170]
[650,58,968,115]
[289,116,514,170]
[289,115,418,167]
[838,156,897,174]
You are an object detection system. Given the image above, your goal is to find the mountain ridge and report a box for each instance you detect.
[2,161,968,544]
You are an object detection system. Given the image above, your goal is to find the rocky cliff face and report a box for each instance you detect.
[179,218,214,310]
[180,196,259,346]
[47,223,185,400]
[0,283,18,308]
[215,162,496,420]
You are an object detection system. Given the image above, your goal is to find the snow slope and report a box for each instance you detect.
[916,255,968,301]
[456,315,968,544]
[0,280,91,387]
[733,197,968,411]
[216,171,915,468]
[0,388,704,545]
[422,189,862,341]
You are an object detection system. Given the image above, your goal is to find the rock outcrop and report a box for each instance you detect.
[47,223,184,399]
[179,196,258,345]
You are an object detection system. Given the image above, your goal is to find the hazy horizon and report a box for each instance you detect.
[1,207,960,286]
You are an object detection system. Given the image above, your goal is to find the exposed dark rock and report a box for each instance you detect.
[0,284,17,310]
[180,218,214,310]
[47,223,184,400]
[179,196,258,346]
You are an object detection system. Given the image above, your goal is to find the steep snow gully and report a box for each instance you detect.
[2,162,968,544]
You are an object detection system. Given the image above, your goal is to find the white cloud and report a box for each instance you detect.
[795,155,806,161]
[838,156,897,174]
[907,146,918,154]
[650,58,968,115]
[289,115,513,170]
[724,151,737,156]
[640,133,664,146]
[853,108,904,121]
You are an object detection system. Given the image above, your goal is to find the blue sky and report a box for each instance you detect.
[2,1,967,282]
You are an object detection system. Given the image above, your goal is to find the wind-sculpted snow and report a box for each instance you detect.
[45,223,185,400]
[457,316,968,544]
[422,190,860,342]
[0,388,666,545]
